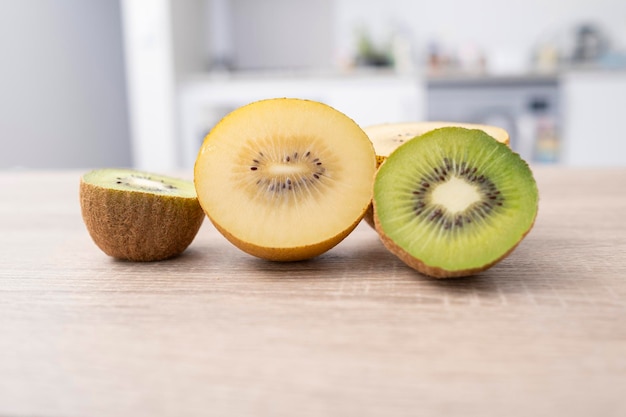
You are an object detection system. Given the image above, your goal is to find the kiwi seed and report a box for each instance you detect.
[246,149,327,196]
[408,157,506,228]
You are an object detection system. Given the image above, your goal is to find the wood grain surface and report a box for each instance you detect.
[1,168,625,417]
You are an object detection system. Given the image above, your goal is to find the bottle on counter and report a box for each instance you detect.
[530,99,560,164]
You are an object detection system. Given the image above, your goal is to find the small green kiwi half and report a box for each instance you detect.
[373,127,538,278]
[80,168,205,261]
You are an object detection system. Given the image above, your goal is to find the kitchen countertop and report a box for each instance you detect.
[1,168,625,417]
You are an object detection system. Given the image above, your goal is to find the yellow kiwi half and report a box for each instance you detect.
[365,121,510,167]
[194,98,377,261]
[80,168,205,261]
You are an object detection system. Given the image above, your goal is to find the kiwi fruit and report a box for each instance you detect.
[373,127,538,278]
[194,98,376,261]
[80,168,205,261]
[362,121,511,228]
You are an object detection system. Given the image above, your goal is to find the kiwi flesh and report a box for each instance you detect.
[373,127,538,278]
[194,98,376,261]
[362,121,511,228]
[80,168,205,261]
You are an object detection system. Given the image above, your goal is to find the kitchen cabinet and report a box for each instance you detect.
[128,67,626,169]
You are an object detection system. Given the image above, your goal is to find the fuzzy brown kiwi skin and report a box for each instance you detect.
[80,178,205,262]
[372,192,539,279]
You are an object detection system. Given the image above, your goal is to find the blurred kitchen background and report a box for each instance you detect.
[2,0,626,170]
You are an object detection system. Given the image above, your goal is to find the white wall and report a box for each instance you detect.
[0,0,131,170]
[230,0,334,70]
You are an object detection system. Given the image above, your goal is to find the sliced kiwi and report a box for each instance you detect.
[194,98,376,261]
[373,127,538,278]
[362,121,511,228]
[80,168,205,261]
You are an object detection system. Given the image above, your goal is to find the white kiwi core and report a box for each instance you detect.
[127,176,175,193]
[266,162,309,176]
[430,176,481,214]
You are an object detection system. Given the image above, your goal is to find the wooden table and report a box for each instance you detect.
[1,168,625,417]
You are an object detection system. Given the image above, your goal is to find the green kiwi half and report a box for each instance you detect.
[373,127,538,278]
[80,168,205,261]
